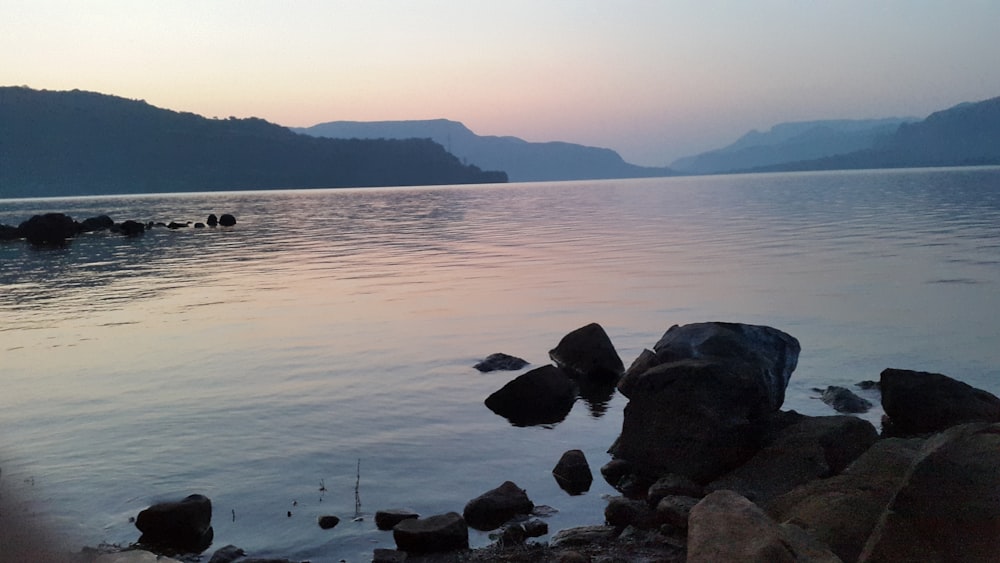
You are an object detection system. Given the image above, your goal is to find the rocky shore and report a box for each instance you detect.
[6,321,1000,562]
[0,211,237,246]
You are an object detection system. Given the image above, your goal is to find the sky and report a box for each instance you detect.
[3,1,1000,166]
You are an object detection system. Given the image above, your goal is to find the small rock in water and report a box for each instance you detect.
[474,352,528,372]
[820,385,873,413]
[318,515,340,529]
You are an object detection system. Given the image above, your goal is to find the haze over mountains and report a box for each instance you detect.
[294,120,675,182]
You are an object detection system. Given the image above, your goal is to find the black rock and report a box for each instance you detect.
[115,220,146,237]
[135,493,213,553]
[19,213,77,245]
[219,213,237,227]
[392,512,468,554]
[0,224,21,241]
[484,365,576,426]
[552,449,593,495]
[79,215,114,232]
[207,214,219,227]
[375,508,419,530]
[474,352,528,372]
[462,481,534,531]
[549,322,624,382]
[881,368,1000,436]
[317,515,340,529]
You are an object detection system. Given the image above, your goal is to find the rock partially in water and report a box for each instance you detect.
[474,352,528,372]
[818,385,873,413]
[79,214,114,232]
[549,322,624,383]
[207,214,219,227]
[135,494,213,553]
[484,365,576,426]
[219,213,237,227]
[317,515,340,529]
[463,481,534,531]
[880,368,1000,436]
[207,544,246,563]
[392,512,468,554]
[375,508,419,530]
[19,213,77,245]
[0,223,20,240]
[114,220,146,237]
[552,449,593,495]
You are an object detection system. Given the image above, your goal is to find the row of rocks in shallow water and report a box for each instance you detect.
[72,321,1000,562]
[0,212,237,245]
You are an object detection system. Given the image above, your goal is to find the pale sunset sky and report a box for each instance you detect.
[3,1,999,166]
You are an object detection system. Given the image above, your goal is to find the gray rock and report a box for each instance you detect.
[208,545,246,563]
[687,490,841,563]
[880,368,1000,436]
[484,365,576,426]
[859,423,1000,562]
[548,322,624,382]
[135,494,213,553]
[819,386,873,413]
[707,415,878,508]
[372,548,406,563]
[462,481,534,531]
[376,508,419,530]
[392,512,468,554]
[474,352,528,372]
[552,449,593,495]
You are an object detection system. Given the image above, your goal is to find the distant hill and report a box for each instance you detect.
[670,118,916,174]
[295,119,675,182]
[757,96,1000,172]
[0,87,506,198]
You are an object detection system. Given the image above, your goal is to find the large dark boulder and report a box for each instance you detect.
[19,213,77,245]
[135,494,213,553]
[548,322,624,382]
[859,423,1000,562]
[392,512,468,554]
[207,214,219,227]
[880,368,1000,436]
[375,508,419,530]
[218,213,237,227]
[552,449,593,495]
[462,481,534,531]
[484,365,576,426]
[608,322,801,484]
[115,220,146,237]
[707,415,879,509]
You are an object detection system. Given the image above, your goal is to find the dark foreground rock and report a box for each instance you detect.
[859,422,1000,562]
[134,494,213,553]
[880,367,1000,436]
[393,512,469,554]
[462,481,534,531]
[548,322,625,383]
[474,353,528,372]
[376,508,420,530]
[484,365,576,426]
[218,213,237,226]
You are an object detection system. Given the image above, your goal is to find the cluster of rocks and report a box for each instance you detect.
[83,321,1000,562]
[0,212,237,245]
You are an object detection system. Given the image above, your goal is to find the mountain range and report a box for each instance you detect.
[0,87,505,199]
[294,119,675,182]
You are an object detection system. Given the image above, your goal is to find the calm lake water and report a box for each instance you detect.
[2,168,1000,561]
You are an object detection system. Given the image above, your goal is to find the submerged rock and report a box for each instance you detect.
[819,385,873,413]
[474,352,528,372]
[392,512,468,554]
[375,508,419,530]
[552,449,593,495]
[19,213,77,245]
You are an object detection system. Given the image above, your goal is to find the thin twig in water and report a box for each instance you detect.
[354,458,362,517]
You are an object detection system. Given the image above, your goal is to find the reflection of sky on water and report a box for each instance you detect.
[2,169,1000,560]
